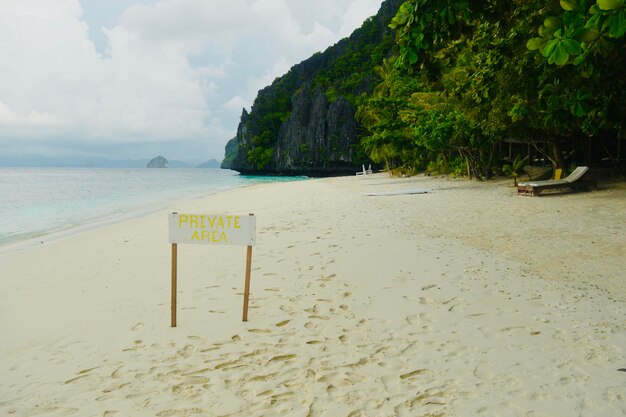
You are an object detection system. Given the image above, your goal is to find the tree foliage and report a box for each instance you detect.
[238,0,624,175]
[357,0,626,177]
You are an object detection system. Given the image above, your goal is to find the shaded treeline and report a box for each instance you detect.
[357,0,625,178]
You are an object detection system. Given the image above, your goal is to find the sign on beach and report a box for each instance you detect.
[168,213,256,246]
[168,212,256,327]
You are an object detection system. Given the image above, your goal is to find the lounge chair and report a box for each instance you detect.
[553,168,563,180]
[517,166,593,196]
[356,164,373,176]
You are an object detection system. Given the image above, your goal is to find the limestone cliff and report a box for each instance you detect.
[226,0,401,176]
[274,82,357,175]
[220,136,239,169]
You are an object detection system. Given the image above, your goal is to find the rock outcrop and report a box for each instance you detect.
[220,136,239,169]
[147,156,168,168]
[196,159,220,168]
[225,0,401,176]
[274,82,357,175]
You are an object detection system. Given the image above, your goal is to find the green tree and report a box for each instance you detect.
[519,0,626,165]
[357,0,625,177]
[356,61,425,171]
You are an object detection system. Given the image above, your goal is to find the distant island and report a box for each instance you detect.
[0,155,213,168]
[196,159,220,168]
[147,156,168,168]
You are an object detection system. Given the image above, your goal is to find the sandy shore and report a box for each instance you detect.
[1,174,624,417]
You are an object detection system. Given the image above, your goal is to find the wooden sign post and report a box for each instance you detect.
[171,242,178,327]
[169,212,256,327]
[242,244,253,322]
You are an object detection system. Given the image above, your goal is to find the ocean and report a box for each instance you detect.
[0,167,306,247]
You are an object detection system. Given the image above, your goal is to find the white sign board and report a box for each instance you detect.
[169,213,256,246]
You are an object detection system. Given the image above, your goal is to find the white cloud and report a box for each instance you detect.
[0,0,385,160]
[191,59,234,79]
[223,96,250,111]
[250,0,337,62]
[118,0,252,49]
[247,57,292,96]
[0,100,68,131]
[338,0,384,37]
[1,0,212,146]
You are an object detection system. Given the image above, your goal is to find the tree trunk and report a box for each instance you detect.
[550,140,566,169]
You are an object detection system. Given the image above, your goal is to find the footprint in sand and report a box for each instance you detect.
[308,314,329,320]
[156,410,184,417]
[256,389,274,397]
[405,314,420,325]
[96,395,114,402]
[248,328,272,334]
[122,341,143,352]
[110,366,124,378]
[215,360,243,370]
[316,371,338,383]
[280,305,294,313]
[177,345,196,358]
[77,365,102,375]
[400,369,431,380]
[418,297,435,305]
[64,374,89,384]
[188,336,206,343]
[249,370,281,383]
[344,371,367,384]
[267,354,297,364]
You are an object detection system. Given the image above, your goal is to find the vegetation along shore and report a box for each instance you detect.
[224,0,625,180]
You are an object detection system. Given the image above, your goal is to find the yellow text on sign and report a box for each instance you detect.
[169,213,256,246]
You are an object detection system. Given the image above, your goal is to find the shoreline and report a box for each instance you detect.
[0,205,165,257]
[0,172,309,256]
[1,174,624,416]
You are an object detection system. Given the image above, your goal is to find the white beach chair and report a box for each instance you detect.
[356,164,373,176]
[517,166,594,196]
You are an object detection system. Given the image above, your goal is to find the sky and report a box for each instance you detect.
[0,0,385,164]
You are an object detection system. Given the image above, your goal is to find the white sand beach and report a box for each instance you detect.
[1,174,625,417]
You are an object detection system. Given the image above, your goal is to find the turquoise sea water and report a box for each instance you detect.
[0,168,306,246]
